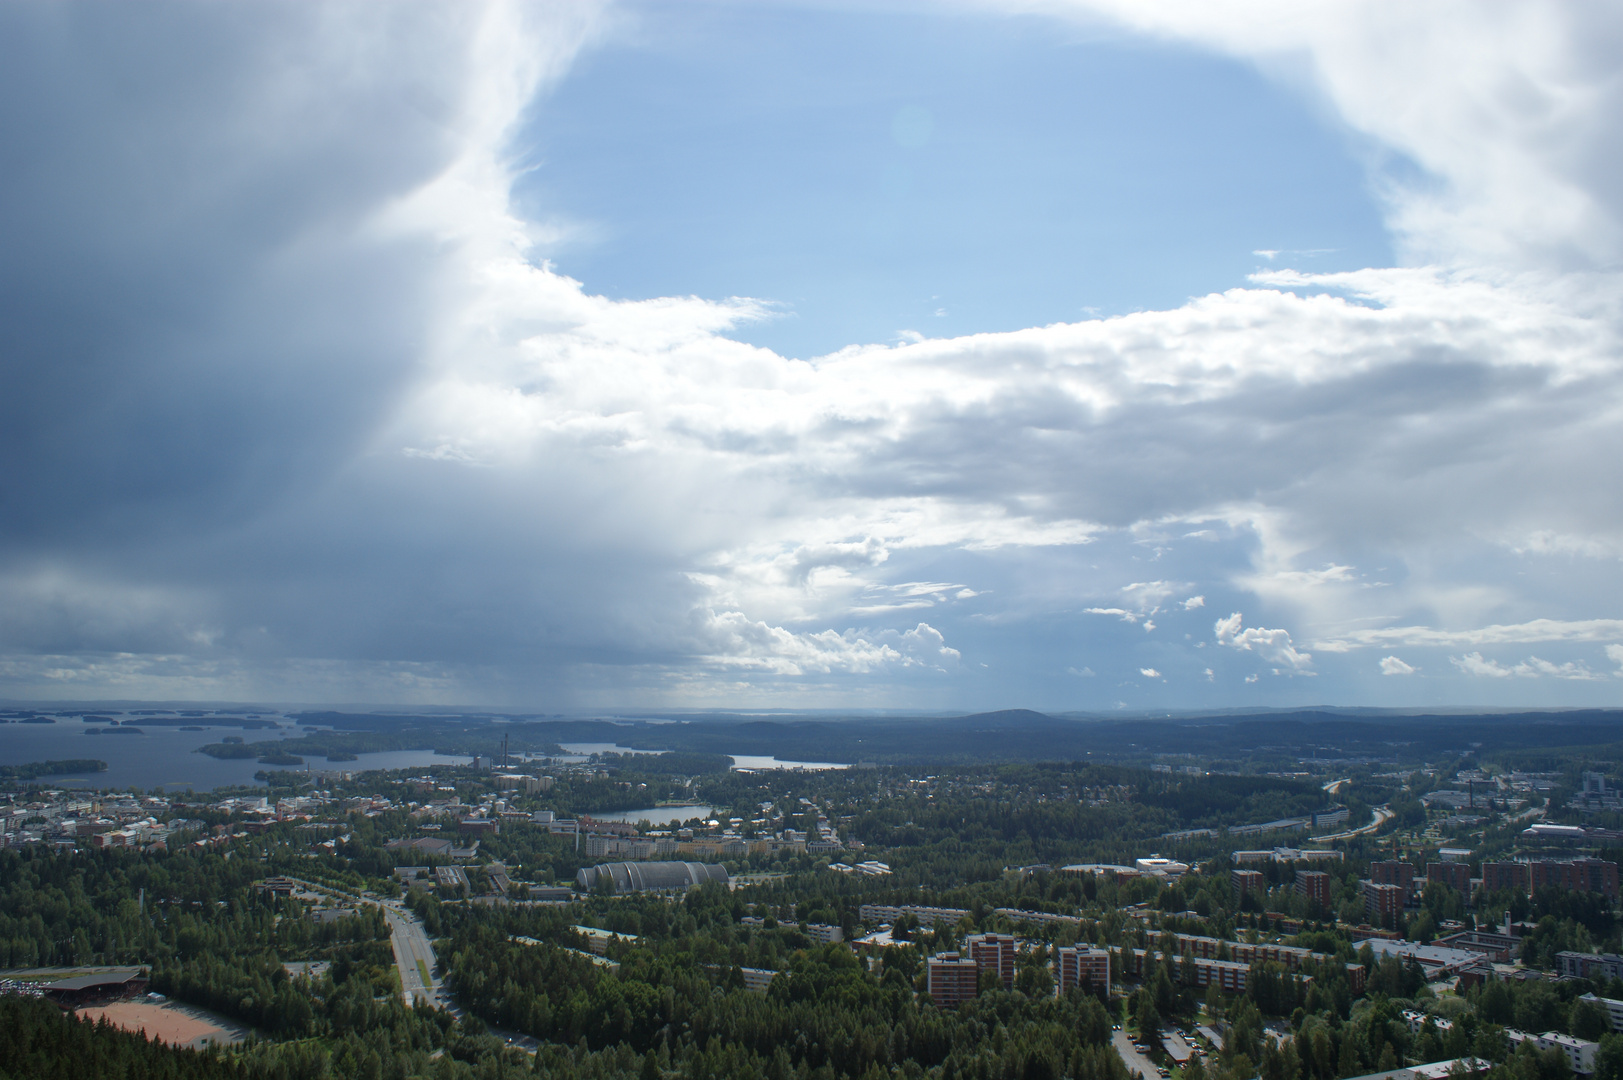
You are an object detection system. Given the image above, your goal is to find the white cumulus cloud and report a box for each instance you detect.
[1450,651,1599,679]
[1214,613,1313,673]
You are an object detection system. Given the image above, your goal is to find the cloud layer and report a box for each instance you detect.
[1,1,1621,708]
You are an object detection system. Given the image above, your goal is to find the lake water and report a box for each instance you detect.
[728,755,847,771]
[0,720,846,792]
[0,718,470,792]
[587,805,715,826]
[556,742,662,759]
[557,743,846,771]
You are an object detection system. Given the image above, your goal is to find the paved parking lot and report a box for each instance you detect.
[1113,1030,1161,1080]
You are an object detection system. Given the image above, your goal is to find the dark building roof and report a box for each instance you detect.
[576,861,728,893]
[45,970,146,993]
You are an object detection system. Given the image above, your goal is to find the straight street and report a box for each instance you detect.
[279,876,444,1009]
[382,899,442,1008]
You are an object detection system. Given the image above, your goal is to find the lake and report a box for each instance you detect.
[0,717,471,792]
[728,755,847,771]
[586,805,715,826]
[558,743,846,772]
[0,720,846,793]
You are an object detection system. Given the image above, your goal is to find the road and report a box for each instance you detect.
[1314,805,1393,843]
[279,876,444,1008]
[381,899,443,1008]
[1113,1030,1161,1080]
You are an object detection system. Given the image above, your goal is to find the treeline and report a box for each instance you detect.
[435,901,1128,1080]
[0,757,107,781]
[0,994,247,1080]
[0,846,548,1079]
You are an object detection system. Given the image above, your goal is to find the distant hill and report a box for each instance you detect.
[283,706,1623,766]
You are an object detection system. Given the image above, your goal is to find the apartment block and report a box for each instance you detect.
[1166,932,1367,993]
[1481,862,1531,894]
[1057,946,1111,994]
[1530,858,1619,900]
[1578,993,1623,1032]
[1371,861,1417,893]
[804,923,844,945]
[1426,861,1472,894]
[965,932,1017,990]
[1363,881,1406,926]
[1559,953,1623,982]
[859,904,969,927]
[1124,948,1250,993]
[1506,1030,1597,1074]
[1231,869,1264,903]
[927,952,981,1008]
[1296,869,1333,911]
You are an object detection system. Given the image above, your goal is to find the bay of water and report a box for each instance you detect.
[728,755,847,771]
[587,805,715,826]
[557,743,846,771]
[556,742,663,760]
[0,718,470,792]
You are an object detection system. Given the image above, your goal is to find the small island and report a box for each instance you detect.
[0,758,107,781]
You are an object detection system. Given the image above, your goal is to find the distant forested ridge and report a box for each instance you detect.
[282,708,1623,767]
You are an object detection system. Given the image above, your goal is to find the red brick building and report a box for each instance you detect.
[1530,858,1619,899]
[1481,862,1530,894]
[1371,861,1416,892]
[1426,861,1472,894]
[1363,881,1406,926]
[1232,869,1264,903]
[965,933,1018,990]
[1296,869,1333,912]
[1057,946,1111,994]
[927,952,981,1008]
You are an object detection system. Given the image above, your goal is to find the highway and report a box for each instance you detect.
[1314,804,1393,843]
[382,900,442,1007]
[279,876,444,1008]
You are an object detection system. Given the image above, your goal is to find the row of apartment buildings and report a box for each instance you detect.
[921,928,1370,1008]
[924,934,1111,1008]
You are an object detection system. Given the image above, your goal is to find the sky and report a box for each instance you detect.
[1,0,1622,712]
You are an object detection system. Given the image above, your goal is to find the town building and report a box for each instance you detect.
[1426,862,1472,894]
[1559,953,1623,982]
[1135,857,1190,877]
[1165,933,1367,992]
[1372,861,1417,893]
[1122,948,1251,993]
[1057,946,1111,994]
[927,952,981,1008]
[1505,1030,1597,1074]
[859,903,969,927]
[1530,858,1618,899]
[574,861,729,894]
[1481,862,1529,893]
[1232,869,1265,903]
[1434,931,1516,963]
[573,925,639,955]
[1361,939,1483,979]
[1313,806,1352,829]
[1296,869,1333,911]
[804,923,844,945]
[1231,847,1345,865]
[965,933,1017,989]
[1364,882,1407,926]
